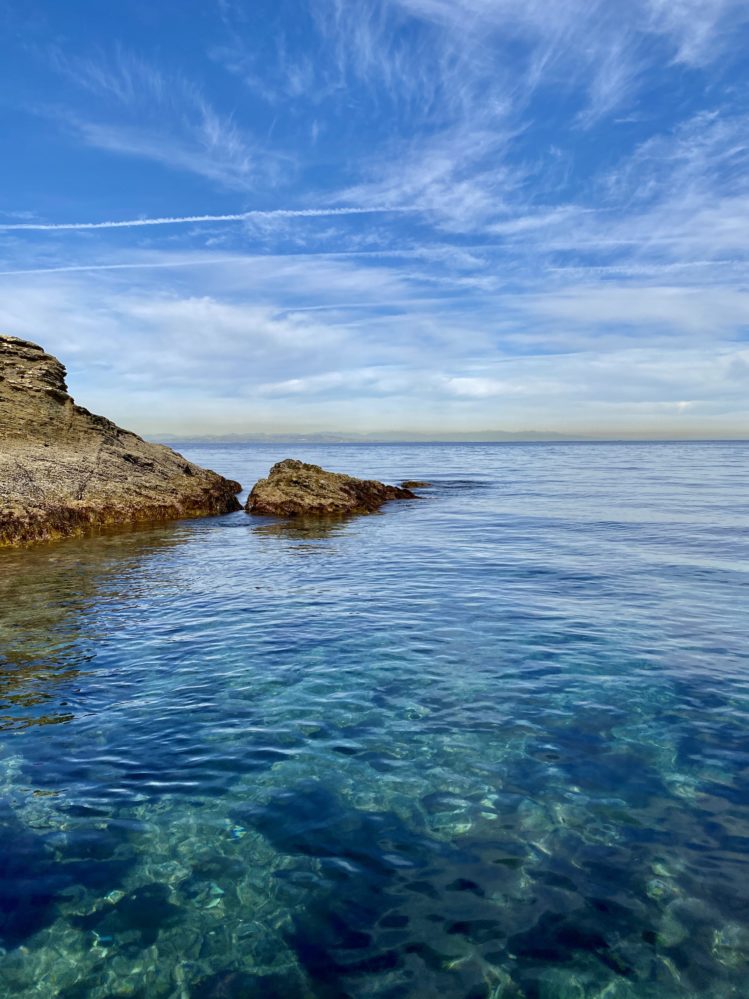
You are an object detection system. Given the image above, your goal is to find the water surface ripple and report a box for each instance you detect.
[1,442,748,998]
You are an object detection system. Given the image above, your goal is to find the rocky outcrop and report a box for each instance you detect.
[246,459,416,517]
[0,335,242,545]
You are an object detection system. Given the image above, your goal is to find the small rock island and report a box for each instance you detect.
[246,459,417,517]
[0,335,242,545]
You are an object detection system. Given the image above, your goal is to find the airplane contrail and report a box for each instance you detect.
[0,206,417,231]
[0,248,431,277]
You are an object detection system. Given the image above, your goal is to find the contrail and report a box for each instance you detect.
[0,259,238,276]
[0,206,417,232]
[0,248,428,277]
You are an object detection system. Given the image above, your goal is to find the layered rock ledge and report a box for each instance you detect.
[0,336,241,546]
[246,459,416,517]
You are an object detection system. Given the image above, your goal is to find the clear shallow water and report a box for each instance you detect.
[1,441,748,999]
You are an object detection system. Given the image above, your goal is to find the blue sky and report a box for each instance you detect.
[1,0,748,436]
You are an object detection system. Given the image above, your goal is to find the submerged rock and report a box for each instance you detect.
[0,335,242,545]
[246,459,416,517]
[401,480,432,489]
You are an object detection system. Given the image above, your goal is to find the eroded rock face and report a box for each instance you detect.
[246,459,416,517]
[0,335,242,545]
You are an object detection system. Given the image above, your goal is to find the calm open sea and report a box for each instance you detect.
[1,442,748,999]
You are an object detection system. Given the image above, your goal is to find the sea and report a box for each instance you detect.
[0,441,747,999]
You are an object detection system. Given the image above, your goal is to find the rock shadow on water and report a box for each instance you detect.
[0,799,67,950]
[233,784,416,993]
[0,799,136,950]
[251,515,354,545]
[234,776,699,997]
[233,782,524,997]
[506,904,636,982]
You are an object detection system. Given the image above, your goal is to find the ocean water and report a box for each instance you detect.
[1,441,748,999]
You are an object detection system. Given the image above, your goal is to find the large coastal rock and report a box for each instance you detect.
[246,459,416,517]
[0,335,241,545]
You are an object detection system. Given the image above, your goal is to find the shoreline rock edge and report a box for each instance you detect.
[0,335,242,546]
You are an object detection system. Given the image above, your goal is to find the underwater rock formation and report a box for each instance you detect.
[245,458,416,517]
[0,335,241,545]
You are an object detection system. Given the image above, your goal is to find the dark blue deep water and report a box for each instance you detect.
[1,442,748,998]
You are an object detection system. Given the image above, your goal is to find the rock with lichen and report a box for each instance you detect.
[246,459,416,517]
[0,335,242,545]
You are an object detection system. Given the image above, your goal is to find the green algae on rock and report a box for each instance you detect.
[246,458,416,517]
[0,335,242,546]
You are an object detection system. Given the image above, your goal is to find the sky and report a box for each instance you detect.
[1,0,748,438]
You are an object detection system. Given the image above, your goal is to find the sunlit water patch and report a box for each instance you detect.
[1,442,748,998]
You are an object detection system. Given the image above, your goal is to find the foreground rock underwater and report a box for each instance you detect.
[0,335,242,546]
[246,458,417,517]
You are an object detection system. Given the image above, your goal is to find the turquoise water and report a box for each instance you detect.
[1,442,748,998]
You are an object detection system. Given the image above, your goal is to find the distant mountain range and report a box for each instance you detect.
[151,430,593,443]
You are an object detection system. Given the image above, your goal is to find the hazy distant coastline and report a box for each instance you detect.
[151,430,587,444]
[149,431,748,444]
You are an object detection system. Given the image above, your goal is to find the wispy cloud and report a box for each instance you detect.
[2,1,748,435]
[336,123,521,232]
[46,47,273,190]
[644,0,749,66]
[308,0,749,225]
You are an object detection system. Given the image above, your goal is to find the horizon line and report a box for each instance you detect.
[145,432,749,442]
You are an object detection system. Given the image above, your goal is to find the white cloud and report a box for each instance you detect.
[1,247,747,435]
[525,285,749,334]
[443,376,525,398]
